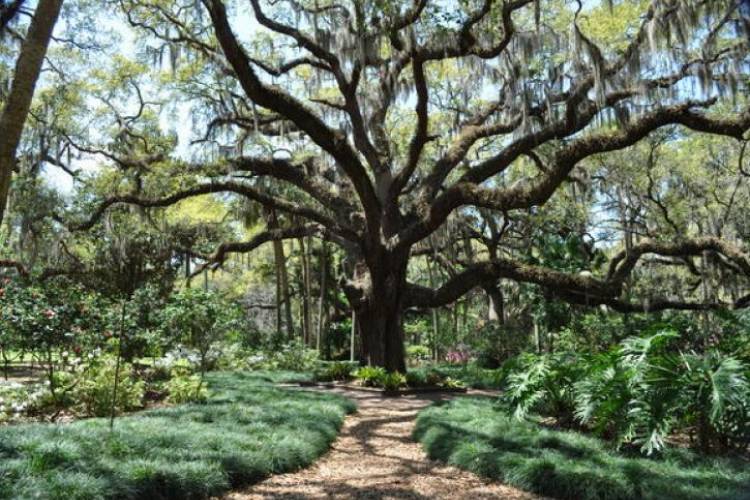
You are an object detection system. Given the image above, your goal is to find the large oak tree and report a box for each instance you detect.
[39,0,750,370]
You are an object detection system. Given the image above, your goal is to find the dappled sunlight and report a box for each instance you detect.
[230,387,539,500]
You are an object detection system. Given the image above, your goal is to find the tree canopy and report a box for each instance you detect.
[1,0,750,370]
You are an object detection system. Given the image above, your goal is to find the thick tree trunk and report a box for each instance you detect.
[351,253,408,373]
[0,0,64,225]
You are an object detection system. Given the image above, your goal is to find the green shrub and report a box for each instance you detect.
[381,372,406,391]
[166,374,208,404]
[315,361,355,382]
[405,370,427,387]
[405,368,447,387]
[73,358,145,417]
[440,377,465,389]
[406,345,431,363]
[504,352,585,426]
[503,330,750,455]
[354,366,387,387]
[247,342,319,372]
[165,360,208,404]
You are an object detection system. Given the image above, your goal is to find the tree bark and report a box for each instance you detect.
[266,209,294,340]
[351,253,409,373]
[484,282,505,324]
[316,241,328,352]
[0,0,64,225]
[297,237,312,345]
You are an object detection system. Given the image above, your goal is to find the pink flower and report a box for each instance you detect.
[446,349,472,364]
[43,309,56,319]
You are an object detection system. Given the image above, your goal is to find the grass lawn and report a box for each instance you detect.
[0,371,354,499]
[414,397,750,500]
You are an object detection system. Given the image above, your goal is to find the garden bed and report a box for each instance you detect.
[414,397,750,500]
[296,380,468,397]
[0,371,355,499]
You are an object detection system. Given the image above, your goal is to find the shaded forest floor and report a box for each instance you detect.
[228,387,541,499]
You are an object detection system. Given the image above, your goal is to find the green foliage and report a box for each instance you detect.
[406,368,445,387]
[503,329,750,454]
[504,352,585,426]
[380,371,407,391]
[0,279,106,358]
[406,344,431,363]
[440,377,465,389]
[0,372,354,499]
[353,366,387,387]
[246,341,319,372]
[160,289,237,374]
[73,356,145,417]
[314,361,355,382]
[405,367,464,388]
[165,373,208,404]
[414,397,750,500]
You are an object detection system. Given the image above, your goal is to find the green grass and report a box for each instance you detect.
[0,371,354,499]
[414,397,750,500]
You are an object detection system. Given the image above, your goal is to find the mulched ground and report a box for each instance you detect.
[227,387,543,499]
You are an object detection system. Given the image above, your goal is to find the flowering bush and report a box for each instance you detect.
[154,344,223,374]
[446,347,472,365]
[245,341,319,371]
[0,381,31,423]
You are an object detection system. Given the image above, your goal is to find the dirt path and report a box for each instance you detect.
[227,387,541,499]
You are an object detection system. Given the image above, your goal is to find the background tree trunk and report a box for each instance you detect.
[266,209,294,340]
[316,241,328,352]
[485,282,505,324]
[298,237,312,345]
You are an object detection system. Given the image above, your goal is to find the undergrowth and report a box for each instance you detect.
[0,371,354,499]
[414,397,750,500]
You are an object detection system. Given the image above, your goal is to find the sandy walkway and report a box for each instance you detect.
[227,387,541,499]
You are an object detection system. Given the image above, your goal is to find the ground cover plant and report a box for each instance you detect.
[0,371,354,499]
[414,397,750,500]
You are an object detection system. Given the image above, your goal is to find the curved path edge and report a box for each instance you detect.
[226,386,544,499]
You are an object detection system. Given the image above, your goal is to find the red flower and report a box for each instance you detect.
[43,309,56,319]
[73,346,82,355]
